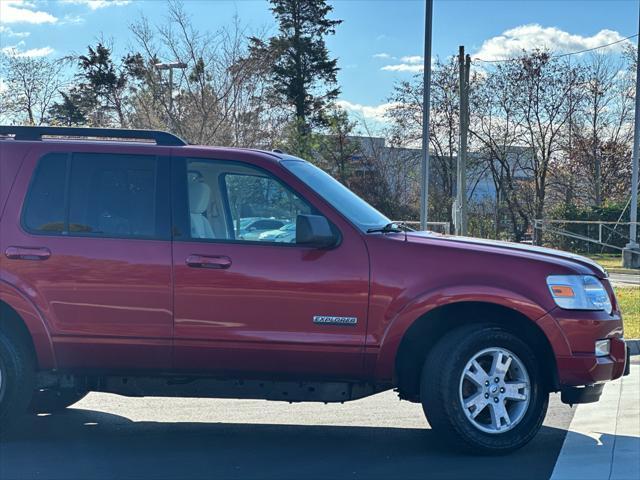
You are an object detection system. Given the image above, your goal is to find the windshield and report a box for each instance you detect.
[282,159,391,232]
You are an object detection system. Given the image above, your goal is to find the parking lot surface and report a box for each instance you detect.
[1,389,575,480]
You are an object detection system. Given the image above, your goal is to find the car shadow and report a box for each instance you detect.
[1,408,633,480]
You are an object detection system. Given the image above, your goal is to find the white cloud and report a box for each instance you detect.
[0,25,30,38]
[0,0,58,24]
[474,24,631,61]
[382,63,424,73]
[2,44,54,57]
[380,55,428,73]
[60,0,131,10]
[373,52,392,59]
[400,55,423,64]
[336,100,399,122]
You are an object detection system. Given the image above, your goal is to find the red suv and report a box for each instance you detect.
[0,126,629,453]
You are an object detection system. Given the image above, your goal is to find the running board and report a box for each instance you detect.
[89,376,383,403]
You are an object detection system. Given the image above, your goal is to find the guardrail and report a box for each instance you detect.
[533,219,640,252]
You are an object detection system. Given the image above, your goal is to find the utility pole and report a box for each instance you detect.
[420,0,434,231]
[155,61,187,131]
[623,5,640,269]
[456,46,470,236]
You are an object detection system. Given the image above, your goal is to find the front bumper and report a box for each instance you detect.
[556,336,628,385]
[558,343,629,405]
[543,307,627,388]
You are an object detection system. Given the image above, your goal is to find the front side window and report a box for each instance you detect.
[23,152,167,239]
[224,173,312,242]
[184,159,315,244]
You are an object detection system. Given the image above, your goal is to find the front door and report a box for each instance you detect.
[171,154,370,378]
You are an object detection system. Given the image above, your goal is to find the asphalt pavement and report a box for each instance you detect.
[1,388,575,480]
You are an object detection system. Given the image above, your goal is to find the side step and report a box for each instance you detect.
[37,372,385,403]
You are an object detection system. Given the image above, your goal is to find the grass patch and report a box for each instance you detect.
[616,287,640,338]
[588,253,622,270]
[587,253,638,274]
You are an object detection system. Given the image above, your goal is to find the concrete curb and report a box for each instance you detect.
[607,268,640,275]
[627,339,640,356]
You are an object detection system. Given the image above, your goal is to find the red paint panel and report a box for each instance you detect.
[171,150,370,378]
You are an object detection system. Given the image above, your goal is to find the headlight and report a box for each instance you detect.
[546,275,613,314]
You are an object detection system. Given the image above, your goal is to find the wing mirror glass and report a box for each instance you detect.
[296,214,338,248]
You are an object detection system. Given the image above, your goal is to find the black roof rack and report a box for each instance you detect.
[0,126,187,146]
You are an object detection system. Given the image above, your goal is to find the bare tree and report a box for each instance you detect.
[128,1,283,147]
[567,53,634,206]
[471,50,583,242]
[470,58,530,240]
[386,57,464,222]
[0,53,69,126]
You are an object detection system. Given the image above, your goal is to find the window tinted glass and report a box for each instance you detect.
[23,153,67,233]
[224,173,312,243]
[68,154,159,238]
[183,158,315,244]
[23,152,166,239]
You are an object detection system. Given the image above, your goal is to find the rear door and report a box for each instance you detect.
[1,143,173,370]
[170,152,371,378]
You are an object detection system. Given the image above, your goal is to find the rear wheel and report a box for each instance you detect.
[421,324,548,454]
[0,328,35,433]
[30,389,88,414]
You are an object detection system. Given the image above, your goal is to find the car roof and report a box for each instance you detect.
[0,126,298,165]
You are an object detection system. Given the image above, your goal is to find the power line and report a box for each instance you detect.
[474,33,638,63]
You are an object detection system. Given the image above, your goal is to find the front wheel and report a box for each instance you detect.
[421,324,548,454]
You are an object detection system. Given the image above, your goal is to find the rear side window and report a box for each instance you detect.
[23,152,169,239]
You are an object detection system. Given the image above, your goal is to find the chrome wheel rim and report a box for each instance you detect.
[458,347,531,434]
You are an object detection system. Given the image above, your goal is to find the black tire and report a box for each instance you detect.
[421,324,548,455]
[0,328,36,434]
[30,388,88,414]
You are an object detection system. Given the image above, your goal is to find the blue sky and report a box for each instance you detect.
[1,0,638,123]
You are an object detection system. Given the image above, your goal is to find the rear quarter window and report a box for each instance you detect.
[22,153,67,233]
[0,144,29,219]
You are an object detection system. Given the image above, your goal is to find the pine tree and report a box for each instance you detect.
[250,0,342,131]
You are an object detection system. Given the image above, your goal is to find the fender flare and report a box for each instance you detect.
[0,279,56,369]
[373,285,571,380]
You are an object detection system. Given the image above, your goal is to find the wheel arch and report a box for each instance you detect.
[390,300,560,401]
[0,280,56,369]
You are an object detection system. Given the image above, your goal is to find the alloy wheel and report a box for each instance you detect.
[458,347,531,434]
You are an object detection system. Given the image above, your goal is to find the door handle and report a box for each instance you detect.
[186,254,232,270]
[5,246,51,261]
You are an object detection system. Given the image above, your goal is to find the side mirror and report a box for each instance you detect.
[296,214,338,248]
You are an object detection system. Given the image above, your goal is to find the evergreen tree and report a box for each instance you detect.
[47,90,90,126]
[250,0,342,130]
[48,43,145,127]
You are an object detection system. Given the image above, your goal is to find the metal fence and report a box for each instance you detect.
[533,219,640,254]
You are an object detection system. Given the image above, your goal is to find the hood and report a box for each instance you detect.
[405,232,607,277]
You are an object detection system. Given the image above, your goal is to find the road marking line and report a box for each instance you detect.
[550,364,639,480]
